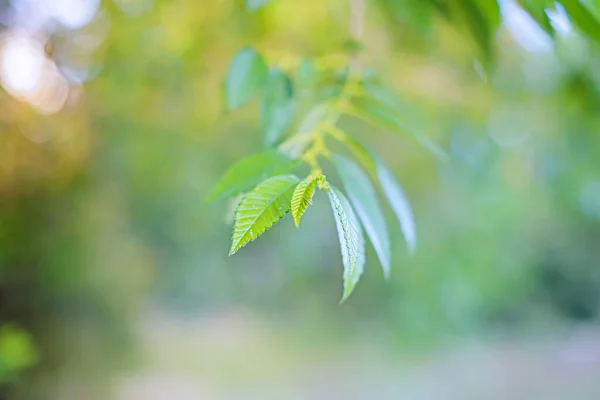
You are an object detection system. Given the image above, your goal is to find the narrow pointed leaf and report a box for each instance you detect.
[291,176,321,227]
[339,136,417,254]
[561,0,600,44]
[225,47,268,109]
[350,93,447,160]
[376,160,417,254]
[261,68,294,147]
[516,0,555,35]
[206,151,299,201]
[332,154,391,279]
[327,186,365,302]
[230,174,300,255]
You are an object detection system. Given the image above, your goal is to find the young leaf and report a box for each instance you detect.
[261,68,294,147]
[332,154,391,279]
[375,159,417,254]
[291,176,319,227]
[230,174,300,255]
[206,151,300,201]
[225,47,268,110]
[327,186,366,302]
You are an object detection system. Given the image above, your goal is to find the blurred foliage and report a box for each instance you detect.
[0,0,599,398]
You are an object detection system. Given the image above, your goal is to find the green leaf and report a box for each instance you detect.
[291,176,320,227]
[451,0,500,62]
[350,95,447,160]
[332,154,391,279]
[298,58,317,86]
[261,68,294,147]
[580,0,600,22]
[516,0,554,35]
[230,174,300,255]
[327,186,366,302]
[376,160,417,254]
[206,151,300,201]
[246,0,271,11]
[338,136,417,254]
[560,0,600,44]
[280,105,328,158]
[225,47,268,109]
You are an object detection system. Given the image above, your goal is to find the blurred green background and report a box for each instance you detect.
[2,0,600,398]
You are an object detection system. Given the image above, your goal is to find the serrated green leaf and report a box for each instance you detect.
[327,186,365,302]
[246,0,271,11]
[338,136,417,254]
[291,177,319,227]
[261,68,294,147]
[332,154,391,279]
[230,174,300,255]
[350,95,447,160]
[375,160,417,254]
[206,151,300,201]
[225,47,268,109]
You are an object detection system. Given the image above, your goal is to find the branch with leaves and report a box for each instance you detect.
[209,0,440,302]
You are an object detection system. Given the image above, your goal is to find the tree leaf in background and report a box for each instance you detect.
[375,159,417,254]
[332,154,391,279]
[298,58,316,86]
[206,151,300,201]
[580,0,600,22]
[451,0,500,63]
[350,96,447,160]
[261,68,294,147]
[516,0,555,35]
[291,176,319,227]
[327,186,365,302]
[230,174,299,255]
[245,0,272,12]
[377,0,435,37]
[560,0,600,44]
[225,47,268,110]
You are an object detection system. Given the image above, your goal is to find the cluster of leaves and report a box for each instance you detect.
[208,43,432,301]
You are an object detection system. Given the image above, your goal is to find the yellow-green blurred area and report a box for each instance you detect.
[2,0,600,398]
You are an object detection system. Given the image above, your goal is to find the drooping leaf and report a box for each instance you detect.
[350,95,447,160]
[206,151,300,201]
[225,47,268,109]
[516,0,555,35]
[327,186,366,302]
[580,0,600,22]
[449,0,500,63]
[291,176,320,227]
[560,0,600,44]
[245,0,271,11]
[332,154,391,279]
[230,174,300,255]
[338,136,417,254]
[376,159,417,254]
[261,68,294,147]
